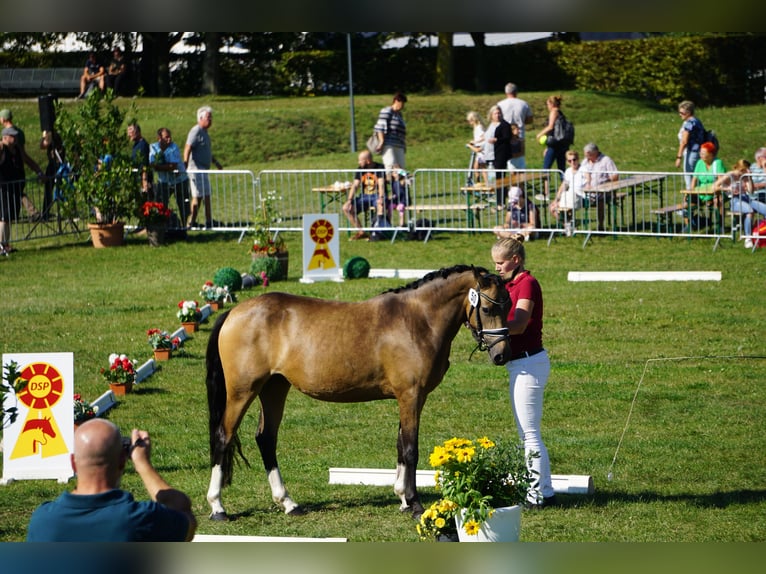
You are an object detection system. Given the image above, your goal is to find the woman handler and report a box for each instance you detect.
[491,233,556,509]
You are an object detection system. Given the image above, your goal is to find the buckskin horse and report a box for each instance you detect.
[205,264,511,520]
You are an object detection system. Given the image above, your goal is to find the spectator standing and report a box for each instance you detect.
[466,111,487,184]
[106,48,128,96]
[675,100,706,188]
[150,127,190,228]
[342,150,386,241]
[40,129,65,219]
[27,419,196,541]
[0,108,44,220]
[497,82,534,164]
[486,105,512,208]
[184,105,222,229]
[373,92,407,173]
[127,122,151,195]
[482,106,500,182]
[0,127,25,254]
[580,142,619,232]
[490,234,556,509]
[535,95,568,172]
[77,52,105,99]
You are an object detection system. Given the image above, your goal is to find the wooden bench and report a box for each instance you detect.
[650,203,685,233]
[406,203,488,231]
[0,68,82,95]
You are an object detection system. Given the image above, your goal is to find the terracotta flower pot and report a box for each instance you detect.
[181,321,199,334]
[109,380,133,396]
[88,222,125,248]
[153,348,172,361]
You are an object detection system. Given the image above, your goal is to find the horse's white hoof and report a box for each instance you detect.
[209,511,228,521]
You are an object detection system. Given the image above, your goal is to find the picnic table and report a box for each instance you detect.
[312,182,351,212]
[589,173,666,231]
[461,171,551,226]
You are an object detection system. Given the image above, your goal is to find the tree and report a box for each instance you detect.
[435,33,454,92]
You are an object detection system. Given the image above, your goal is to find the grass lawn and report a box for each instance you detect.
[1,91,765,547]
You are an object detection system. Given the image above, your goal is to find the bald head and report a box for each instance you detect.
[73,419,123,475]
[358,150,372,166]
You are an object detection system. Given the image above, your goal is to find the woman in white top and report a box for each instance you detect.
[466,110,486,184]
[549,149,587,235]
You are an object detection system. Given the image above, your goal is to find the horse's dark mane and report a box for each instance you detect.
[384,264,489,295]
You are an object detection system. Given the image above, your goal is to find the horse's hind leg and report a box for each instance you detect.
[256,376,303,515]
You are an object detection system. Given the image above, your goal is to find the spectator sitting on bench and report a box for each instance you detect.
[106,48,128,96]
[550,149,587,236]
[494,185,538,241]
[581,142,619,231]
[343,150,386,241]
[78,52,105,99]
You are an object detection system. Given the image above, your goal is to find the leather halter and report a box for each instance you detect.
[466,282,510,353]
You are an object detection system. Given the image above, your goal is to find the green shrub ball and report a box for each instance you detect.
[214,267,243,292]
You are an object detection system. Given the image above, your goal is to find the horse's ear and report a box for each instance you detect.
[472,266,483,281]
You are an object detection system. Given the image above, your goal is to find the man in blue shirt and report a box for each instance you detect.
[27,419,196,541]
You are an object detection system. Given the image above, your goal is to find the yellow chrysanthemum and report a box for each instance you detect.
[435,517,446,529]
[463,520,480,535]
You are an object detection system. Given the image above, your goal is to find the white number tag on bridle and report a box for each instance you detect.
[468,288,479,308]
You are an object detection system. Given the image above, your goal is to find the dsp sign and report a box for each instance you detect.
[2,353,74,484]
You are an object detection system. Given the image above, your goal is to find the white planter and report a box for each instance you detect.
[454,505,522,542]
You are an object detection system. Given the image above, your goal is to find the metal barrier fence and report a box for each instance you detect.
[6,167,761,251]
[3,170,258,248]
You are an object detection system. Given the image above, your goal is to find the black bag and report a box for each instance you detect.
[703,128,719,152]
[370,215,394,241]
[551,112,575,146]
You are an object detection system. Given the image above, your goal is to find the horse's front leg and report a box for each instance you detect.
[256,377,303,515]
[207,424,232,521]
[395,403,425,519]
[206,461,227,520]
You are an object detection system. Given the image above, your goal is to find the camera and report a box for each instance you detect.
[122,437,132,454]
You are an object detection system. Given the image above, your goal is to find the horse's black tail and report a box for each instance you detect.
[206,309,245,486]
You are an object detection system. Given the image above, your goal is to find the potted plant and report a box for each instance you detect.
[73,393,97,427]
[100,354,136,396]
[177,300,202,333]
[417,436,536,542]
[199,281,233,311]
[147,329,180,361]
[250,189,288,281]
[139,201,173,246]
[54,89,143,247]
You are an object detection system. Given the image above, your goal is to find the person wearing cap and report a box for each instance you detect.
[0,126,26,254]
[0,108,44,221]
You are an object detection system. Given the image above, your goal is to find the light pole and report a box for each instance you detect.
[347,33,357,153]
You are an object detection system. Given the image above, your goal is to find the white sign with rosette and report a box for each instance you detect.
[2,353,74,484]
[300,214,343,283]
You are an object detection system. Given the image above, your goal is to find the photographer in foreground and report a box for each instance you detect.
[27,419,196,541]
